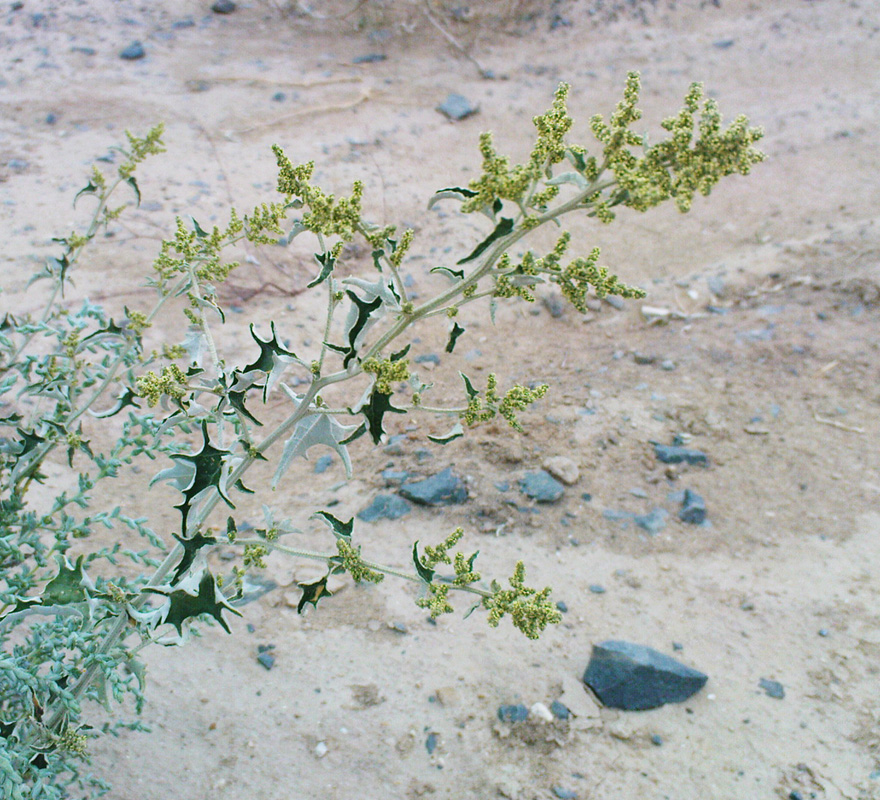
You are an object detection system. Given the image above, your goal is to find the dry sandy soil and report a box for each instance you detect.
[2,1,880,798]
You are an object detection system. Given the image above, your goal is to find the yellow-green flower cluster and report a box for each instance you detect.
[421,527,464,568]
[483,561,562,640]
[498,383,549,432]
[134,364,188,407]
[243,542,268,569]
[551,247,646,312]
[362,356,410,395]
[461,83,574,213]
[493,232,571,303]
[415,582,453,618]
[119,123,166,178]
[461,374,548,432]
[273,145,364,240]
[336,539,384,583]
[390,228,414,269]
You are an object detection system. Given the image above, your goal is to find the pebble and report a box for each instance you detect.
[660,359,676,371]
[759,678,785,699]
[633,352,656,365]
[552,787,577,800]
[588,584,606,594]
[415,353,441,365]
[211,0,237,13]
[583,640,708,711]
[45,112,58,125]
[634,507,667,535]
[256,651,275,670]
[604,295,626,310]
[383,434,408,455]
[679,488,707,524]
[818,629,830,637]
[437,94,479,121]
[542,456,579,485]
[653,444,709,466]
[353,53,387,63]
[314,454,333,474]
[556,601,568,613]
[314,741,328,758]
[519,470,565,503]
[713,38,736,48]
[497,704,529,723]
[272,91,286,102]
[381,469,409,486]
[399,467,467,505]
[357,494,412,522]
[707,275,726,298]
[541,293,565,318]
[119,41,145,60]
[425,731,439,754]
[494,481,510,492]
[651,734,663,746]
[529,702,554,723]
[550,700,570,719]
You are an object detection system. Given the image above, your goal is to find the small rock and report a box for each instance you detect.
[437,93,479,121]
[425,731,439,754]
[381,469,409,486]
[672,642,684,651]
[434,686,459,707]
[759,678,785,699]
[706,275,726,298]
[494,481,510,492]
[542,456,580,485]
[556,601,568,613]
[357,494,412,522]
[634,507,667,535]
[119,41,145,60]
[497,704,529,723]
[818,628,830,637]
[519,470,565,503]
[651,734,663,746]
[633,352,656,365]
[314,741,328,758]
[588,584,606,594]
[272,91,286,102]
[653,444,709,466]
[679,489,707,524]
[399,467,467,505]
[604,295,626,310]
[353,53,386,64]
[529,702,554,723]
[550,700,570,719]
[552,788,577,800]
[383,433,408,455]
[583,640,708,711]
[660,359,676,371]
[211,0,236,13]
[541,293,565,318]
[713,38,735,48]
[314,454,333,474]
[45,112,58,125]
[414,353,440,365]
[256,651,276,670]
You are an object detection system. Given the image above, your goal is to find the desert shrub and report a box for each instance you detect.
[0,73,762,797]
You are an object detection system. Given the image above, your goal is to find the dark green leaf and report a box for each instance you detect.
[390,344,411,362]
[427,186,478,211]
[340,290,383,368]
[172,422,235,535]
[427,422,464,445]
[93,387,141,419]
[80,319,128,347]
[361,388,406,445]
[445,322,465,354]
[459,372,479,400]
[457,217,514,265]
[74,181,99,206]
[412,542,434,584]
[191,217,211,239]
[371,249,384,272]
[171,532,218,584]
[234,478,255,494]
[313,511,353,541]
[160,571,241,634]
[297,574,333,613]
[307,251,336,289]
[430,266,465,281]
[15,426,46,457]
[227,517,237,538]
[42,555,87,606]
[340,422,366,445]
[125,175,141,206]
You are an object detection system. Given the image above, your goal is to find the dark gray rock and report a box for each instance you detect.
[399,467,467,505]
[759,678,785,699]
[272,91,286,102]
[634,507,667,535]
[120,41,145,60]
[555,601,568,613]
[583,640,708,711]
[633,352,656,365]
[679,489,707,524]
[425,731,438,754]
[437,94,479,121]
[707,275,726,298]
[383,433,407,455]
[651,734,663,746]
[519,470,565,503]
[381,469,409,486]
[257,650,275,670]
[653,444,709,466]
[497,704,529,723]
[357,494,412,522]
[212,0,236,13]
[550,700,570,719]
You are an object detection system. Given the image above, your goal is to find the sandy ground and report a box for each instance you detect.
[2,1,880,798]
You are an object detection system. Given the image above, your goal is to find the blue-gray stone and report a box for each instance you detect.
[583,640,708,711]
[651,734,663,746]
[314,454,333,474]
[634,507,667,534]
[257,651,275,670]
[425,731,438,754]
[550,700,570,719]
[357,494,412,522]
[120,41,145,60]
[437,94,478,121]
[653,444,709,466]
[353,53,386,64]
[399,467,467,506]
[381,469,409,486]
[414,353,440,365]
[552,788,577,800]
[519,470,565,503]
[588,584,606,594]
[212,0,236,13]
[497,703,529,723]
[383,433,407,455]
[556,601,568,613]
[679,489,707,524]
[759,678,785,699]
[494,481,510,492]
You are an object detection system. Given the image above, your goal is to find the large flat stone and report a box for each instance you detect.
[583,640,708,711]
[398,467,467,506]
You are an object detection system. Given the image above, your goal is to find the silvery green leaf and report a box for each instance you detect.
[150,459,196,492]
[182,328,206,367]
[511,274,544,286]
[457,217,514,265]
[427,187,477,210]
[342,276,401,312]
[427,422,464,445]
[546,171,589,190]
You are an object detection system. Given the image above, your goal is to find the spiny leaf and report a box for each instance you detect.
[191,217,211,239]
[459,372,479,400]
[341,289,383,368]
[445,321,465,353]
[297,574,332,613]
[74,181,99,206]
[546,171,588,190]
[361,388,406,445]
[307,251,336,289]
[160,571,241,634]
[171,532,218,584]
[427,186,478,211]
[313,511,353,541]
[457,217,514,265]
[42,555,87,606]
[412,542,435,584]
[91,387,141,419]
[124,175,141,206]
[390,344,411,362]
[430,266,465,281]
[427,422,464,445]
